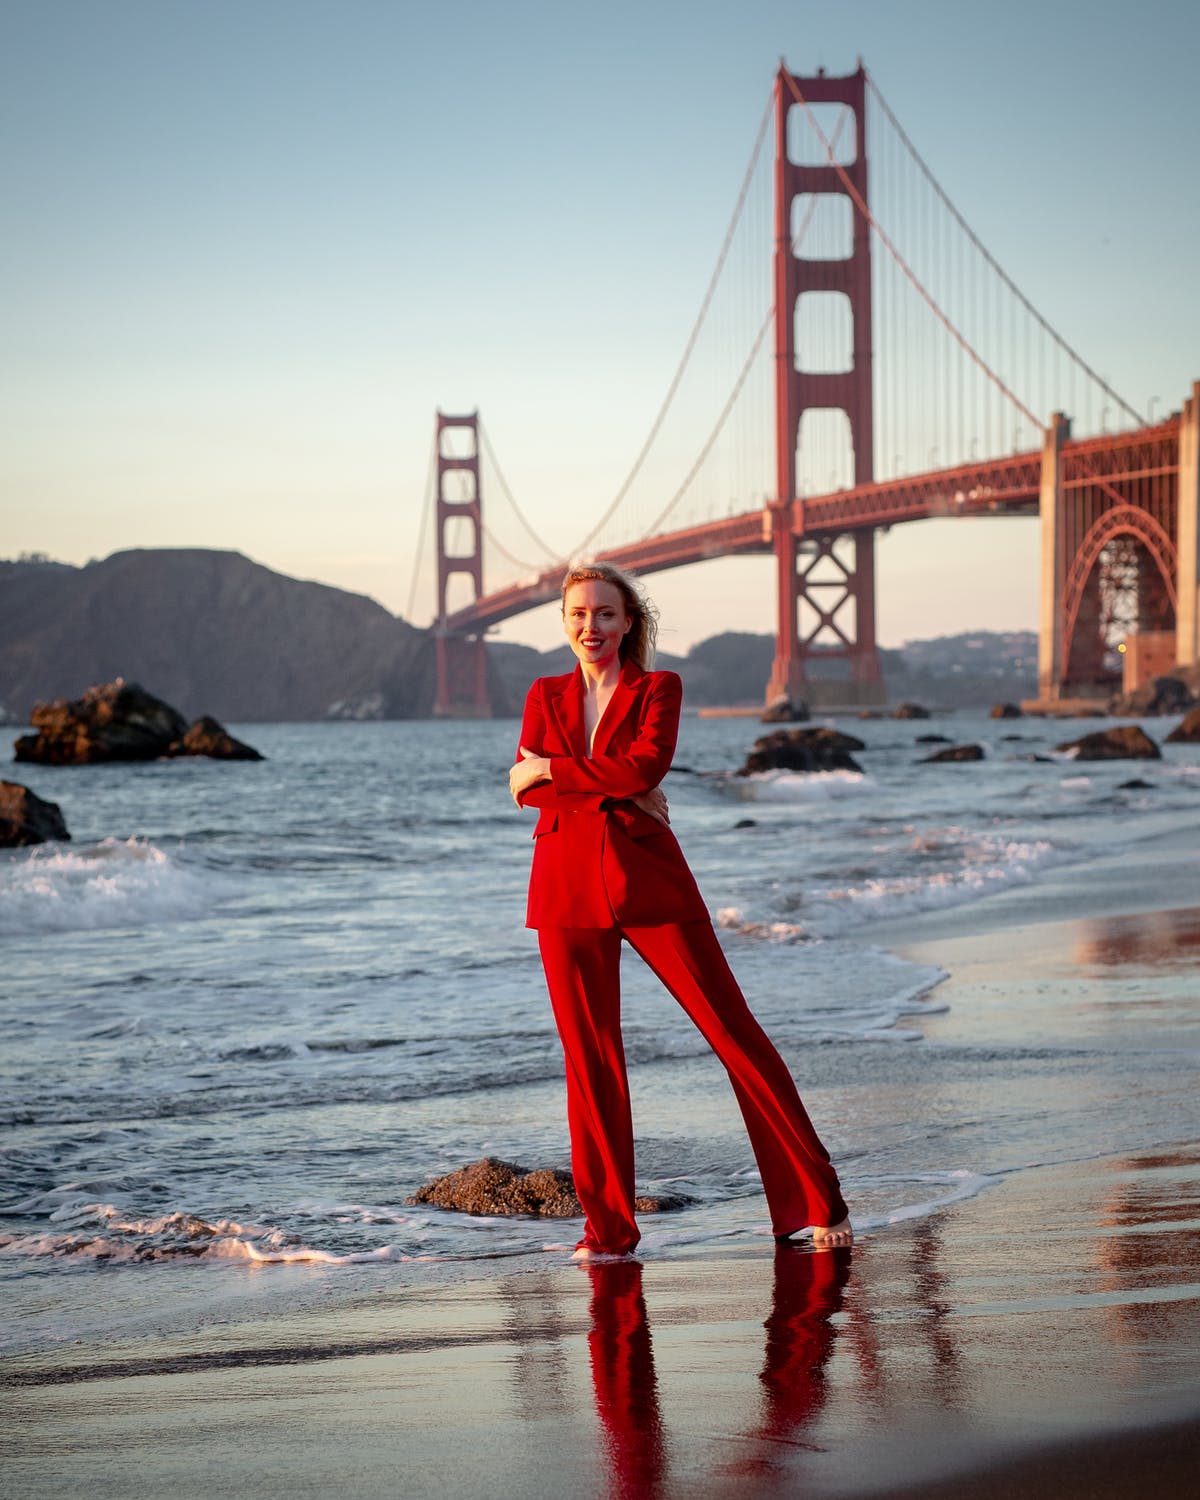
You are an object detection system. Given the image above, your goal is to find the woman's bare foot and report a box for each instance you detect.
[812,1216,853,1248]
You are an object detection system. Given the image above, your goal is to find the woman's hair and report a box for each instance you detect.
[560,561,659,670]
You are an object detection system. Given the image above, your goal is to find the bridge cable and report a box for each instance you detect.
[636,110,850,534]
[404,428,438,624]
[481,522,547,575]
[782,71,1042,431]
[568,83,775,559]
[477,418,562,561]
[865,72,1143,428]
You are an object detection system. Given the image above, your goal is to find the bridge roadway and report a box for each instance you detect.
[444,444,1048,635]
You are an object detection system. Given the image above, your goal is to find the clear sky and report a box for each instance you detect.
[2,0,1197,655]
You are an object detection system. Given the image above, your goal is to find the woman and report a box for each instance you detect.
[509,562,852,1258]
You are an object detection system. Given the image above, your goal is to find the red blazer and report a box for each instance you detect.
[517,658,710,929]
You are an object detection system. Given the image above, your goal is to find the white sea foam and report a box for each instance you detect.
[805,834,1078,936]
[735,769,873,801]
[0,837,238,933]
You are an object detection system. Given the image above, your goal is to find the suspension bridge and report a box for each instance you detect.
[413,63,1199,716]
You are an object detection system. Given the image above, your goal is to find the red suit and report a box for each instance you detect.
[518,657,848,1255]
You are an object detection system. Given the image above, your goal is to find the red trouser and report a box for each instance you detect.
[537,920,849,1254]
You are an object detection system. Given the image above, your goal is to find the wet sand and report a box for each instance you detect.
[5,902,1199,1497]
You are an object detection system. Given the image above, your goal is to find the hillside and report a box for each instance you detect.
[1,550,1037,722]
[0,550,439,722]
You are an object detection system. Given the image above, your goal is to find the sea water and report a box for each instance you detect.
[2,709,1198,1353]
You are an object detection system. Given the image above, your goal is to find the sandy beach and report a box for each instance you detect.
[6,884,1198,1497]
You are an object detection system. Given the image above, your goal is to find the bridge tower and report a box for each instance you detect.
[1037,384,1200,703]
[768,63,884,708]
[433,410,490,717]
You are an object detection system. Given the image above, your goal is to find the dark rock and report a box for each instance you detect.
[733,818,758,829]
[1117,778,1154,790]
[857,709,886,720]
[920,743,984,763]
[1111,673,1198,718]
[915,734,952,744]
[990,703,1023,718]
[1000,734,1028,741]
[1020,753,1055,763]
[738,727,866,776]
[166,716,264,761]
[1054,725,1161,761]
[15,680,186,764]
[13,681,263,764]
[1165,707,1200,744]
[893,702,931,719]
[0,780,71,846]
[407,1157,691,1218]
[761,695,809,723]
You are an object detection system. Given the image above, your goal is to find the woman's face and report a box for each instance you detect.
[562,579,632,669]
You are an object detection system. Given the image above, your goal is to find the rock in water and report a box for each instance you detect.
[0,781,71,846]
[1111,674,1196,717]
[167,716,264,760]
[1165,708,1200,744]
[920,743,985,763]
[13,681,262,764]
[738,727,866,776]
[407,1157,691,1217]
[1054,725,1161,761]
[990,703,1023,718]
[893,702,931,719]
[761,695,809,724]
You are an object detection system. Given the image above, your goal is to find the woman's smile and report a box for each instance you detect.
[563,579,632,666]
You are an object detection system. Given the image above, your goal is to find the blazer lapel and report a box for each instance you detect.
[591,658,644,758]
[547,668,589,758]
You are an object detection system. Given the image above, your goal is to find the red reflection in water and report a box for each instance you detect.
[584,1259,667,1500]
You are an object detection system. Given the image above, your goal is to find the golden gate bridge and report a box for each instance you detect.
[409,64,1198,716]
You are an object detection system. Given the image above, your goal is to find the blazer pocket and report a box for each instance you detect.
[533,811,559,840]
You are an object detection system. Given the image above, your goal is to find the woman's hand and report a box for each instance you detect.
[631,786,670,826]
[509,745,551,804]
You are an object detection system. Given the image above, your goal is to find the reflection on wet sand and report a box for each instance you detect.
[723,1247,852,1481]
[1072,906,1200,971]
[583,1260,667,1499]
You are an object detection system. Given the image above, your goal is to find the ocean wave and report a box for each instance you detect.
[732,769,874,802]
[803,833,1080,936]
[0,838,243,934]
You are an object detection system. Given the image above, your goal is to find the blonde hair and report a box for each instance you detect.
[560,561,659,670]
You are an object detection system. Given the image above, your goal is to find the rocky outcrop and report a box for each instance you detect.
[0,781,71,846]
[1111,671,1199,718]
[990,703,1023,718]
[166,715,263,761]
[1165,707,1200,744]
[0,548,439,722]
[915,733,952,744]
[761,695,809,724]
[920,743,984,763]
[1054,725,1161,761]
[738,727,866,776]
[13,681,262,765]
[407,1157,691,1217]
[893,702,931,719]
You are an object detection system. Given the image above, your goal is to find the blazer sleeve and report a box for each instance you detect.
[515,678,607,812]
[550,671,681,799]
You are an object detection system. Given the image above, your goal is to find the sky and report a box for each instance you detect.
[2,0,1198,656]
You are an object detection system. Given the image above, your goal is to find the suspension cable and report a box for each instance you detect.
[781,72,1042,430]
[641,308,773,537]
[568,82,775,559]
[404,429,438,623]
[865,71,1142,426]
[481,522,546,574]
[478,418,560,561]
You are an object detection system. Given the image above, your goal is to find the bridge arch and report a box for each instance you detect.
[1061,505,1178,685]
